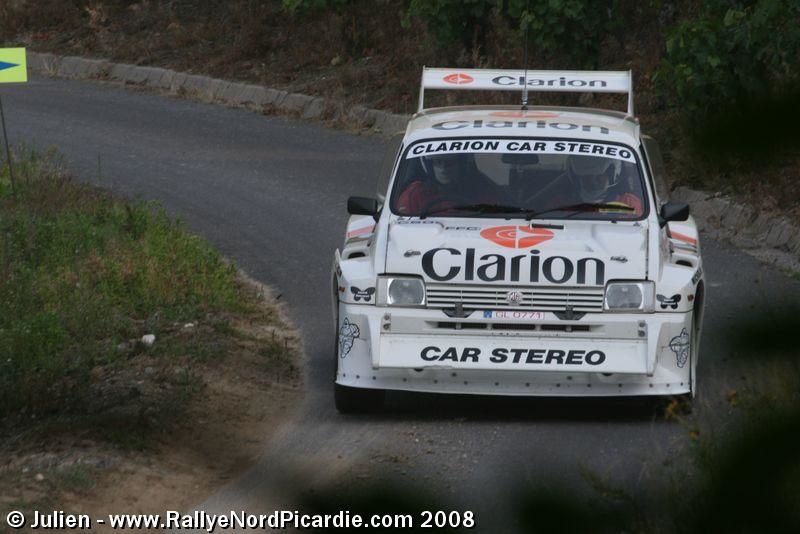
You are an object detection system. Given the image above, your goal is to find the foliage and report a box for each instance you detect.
[0,147,243,417]
[403,0,623,66]
[654,0,800,117]
[282,0,348,14]
[688,87,800,167]
[508,0,618,67]
[402,0,498,52]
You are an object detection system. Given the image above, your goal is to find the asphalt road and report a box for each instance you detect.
[4,76,799,527]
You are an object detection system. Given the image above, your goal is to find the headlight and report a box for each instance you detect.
[376,276,426,307]
[604,281,654,312]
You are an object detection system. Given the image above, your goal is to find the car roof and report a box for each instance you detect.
[405,105,641,146]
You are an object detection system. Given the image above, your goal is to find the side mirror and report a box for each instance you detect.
[659,201,690,227]
[347,196,379,217]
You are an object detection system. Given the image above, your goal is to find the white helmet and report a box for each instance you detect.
[567,155,620,203]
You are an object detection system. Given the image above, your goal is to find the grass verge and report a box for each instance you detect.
[0,145,301,527]
[1,146,247,418]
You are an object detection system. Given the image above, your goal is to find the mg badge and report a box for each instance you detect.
[505,290,524,305]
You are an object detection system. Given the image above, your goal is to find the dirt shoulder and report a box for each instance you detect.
[0,274,302,531]
[0,272,302,527]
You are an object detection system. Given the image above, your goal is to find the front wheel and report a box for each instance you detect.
[334,383,385,414]
[689,300,702,400]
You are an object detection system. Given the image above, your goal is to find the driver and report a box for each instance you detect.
[396,153,497,215]
[565,155,643,215]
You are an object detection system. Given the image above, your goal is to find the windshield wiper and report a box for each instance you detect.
[419,201,635,220]
[523,202,635,220]
[419,203,529,219]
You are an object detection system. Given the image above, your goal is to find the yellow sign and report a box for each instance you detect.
[0,48,27,83]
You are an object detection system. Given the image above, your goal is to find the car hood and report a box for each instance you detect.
[385,218,647,287]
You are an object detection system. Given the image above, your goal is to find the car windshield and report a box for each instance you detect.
[389,138,647,220]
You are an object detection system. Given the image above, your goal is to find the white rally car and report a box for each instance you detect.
[332,68,705,412]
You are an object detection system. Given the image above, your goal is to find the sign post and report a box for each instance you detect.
[0,47,28,199]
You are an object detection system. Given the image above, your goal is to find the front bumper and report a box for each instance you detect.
[336,304,695,396]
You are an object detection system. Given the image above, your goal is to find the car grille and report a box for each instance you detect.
[426,283,605,312]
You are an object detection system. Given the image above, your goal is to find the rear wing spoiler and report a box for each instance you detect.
[417,67,635,116]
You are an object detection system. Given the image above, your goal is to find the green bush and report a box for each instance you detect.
[403,0,622,66]
[403,0,498,52]
[509,0,618,67]
[655,0,800,117]
[282,0,347,14]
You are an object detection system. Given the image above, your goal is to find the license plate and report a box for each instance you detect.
[482,310,545,320]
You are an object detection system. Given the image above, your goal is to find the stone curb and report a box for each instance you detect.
[27,52,410,135]
[672,187,800,272]
[24,52,800,273]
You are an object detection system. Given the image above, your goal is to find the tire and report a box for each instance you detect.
[690,284,704,400]
[689,314,700,400]
[334,383,385,413]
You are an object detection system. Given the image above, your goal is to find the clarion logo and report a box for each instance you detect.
[421,248,605,285]
[492,75,608,88]
[480,225,554,249]
[432,119,610,135]
[443,73,474,85]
